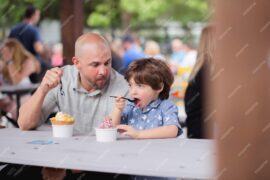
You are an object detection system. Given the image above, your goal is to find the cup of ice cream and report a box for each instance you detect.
[95,117,117,142]
[50,112,75,138]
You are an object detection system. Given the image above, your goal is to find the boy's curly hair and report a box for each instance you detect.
[125,58,174,100]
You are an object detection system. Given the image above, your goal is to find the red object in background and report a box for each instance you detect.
[171,90,183,99]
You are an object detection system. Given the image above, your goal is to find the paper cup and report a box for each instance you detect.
[95,128,117,142]
[52,124,73,138]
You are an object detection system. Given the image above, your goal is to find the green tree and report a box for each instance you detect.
[87,0,209,29]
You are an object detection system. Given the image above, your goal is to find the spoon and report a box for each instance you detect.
[110,96,137,103]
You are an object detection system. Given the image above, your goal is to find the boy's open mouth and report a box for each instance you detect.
[133,98,140,106]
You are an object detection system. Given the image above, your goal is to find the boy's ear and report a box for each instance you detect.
[158,83,164,93]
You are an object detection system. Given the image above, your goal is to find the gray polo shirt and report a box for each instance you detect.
[40,65,129,135]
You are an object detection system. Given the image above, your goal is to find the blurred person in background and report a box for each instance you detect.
[184,25,216,139]
[9,5,50,81]
[0,38,40,120]
[121,34,145,73]
[144,40,165,61]
[181,45,197,67]
[170,38,187,65]
[178,44,197,81]
[51,43,63,67]
[110,38,124,73]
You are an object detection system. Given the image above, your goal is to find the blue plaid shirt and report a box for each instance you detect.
[121,99,182,136]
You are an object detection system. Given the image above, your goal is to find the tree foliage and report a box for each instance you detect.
[0,0,58,27]
[87,0,209,28]
[0,0,209,29]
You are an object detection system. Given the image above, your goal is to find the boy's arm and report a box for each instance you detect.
[137,125,178,139]
[117,125,178,139]
[117,100,181,139]
[111,107,122,127]
[110,97,125,127]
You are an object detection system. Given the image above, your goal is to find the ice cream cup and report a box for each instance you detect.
[52,124,73,138]
[50,118,74,138]
[95,128,117,142]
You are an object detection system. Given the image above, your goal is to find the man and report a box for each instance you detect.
[1,33,129,179]
[18,32,129,134]
[9,5,49,81]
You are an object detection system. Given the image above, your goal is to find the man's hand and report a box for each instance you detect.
[117,124,140,139]
[42,167,66,180]
[40,67,63,94]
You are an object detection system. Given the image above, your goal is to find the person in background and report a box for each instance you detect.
[121,34,145,73]
[170,38,186,63]
[169,38,187,74]
[181,45,197,68]
[144,40,165,61]
[111,50,123,73]
[110,38,124,73]
[51,43,63,67]
[9,5,50,81]
[184,25,216,139]
[0,38,40,120]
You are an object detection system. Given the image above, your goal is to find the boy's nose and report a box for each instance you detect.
[129,88,137,96]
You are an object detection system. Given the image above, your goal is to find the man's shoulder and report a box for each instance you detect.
[9,23,24,34]
[10,23,38,36]
[10,23,24,29]
[11,23,36,31]
[62,65,77,79]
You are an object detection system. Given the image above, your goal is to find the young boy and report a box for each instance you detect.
[111,58,182,139]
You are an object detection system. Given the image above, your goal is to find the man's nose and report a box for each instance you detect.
[98,65,107,75]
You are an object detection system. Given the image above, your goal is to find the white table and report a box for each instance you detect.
[0,127,216,179]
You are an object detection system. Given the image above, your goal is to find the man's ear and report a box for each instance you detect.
[72,57,79,66]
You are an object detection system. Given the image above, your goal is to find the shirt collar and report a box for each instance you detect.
[129,98,162,113]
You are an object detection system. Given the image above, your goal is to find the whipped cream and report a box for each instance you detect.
[55,112,74,122]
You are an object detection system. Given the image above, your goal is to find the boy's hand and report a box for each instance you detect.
[117,124,140,139]
[114,96,126,111]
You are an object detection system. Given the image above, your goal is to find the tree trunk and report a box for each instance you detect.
[60,0,84,65]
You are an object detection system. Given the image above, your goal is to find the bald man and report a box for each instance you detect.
[18,33,129,133]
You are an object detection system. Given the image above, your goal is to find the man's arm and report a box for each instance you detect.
[34,41,44,55]
[18,86,48,130]
[32,26,45,55]
[18,67,63,130]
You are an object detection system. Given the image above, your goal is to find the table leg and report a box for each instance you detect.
[16,94,21,119]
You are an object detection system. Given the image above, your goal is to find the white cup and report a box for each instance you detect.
[95,128,117,142]
[52,124,73,138]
